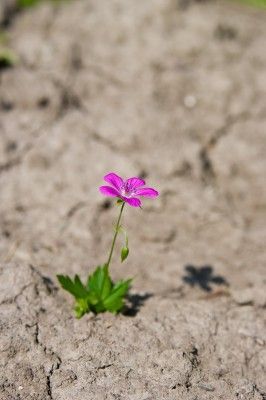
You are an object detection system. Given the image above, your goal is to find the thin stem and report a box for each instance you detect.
[106,202,125,268]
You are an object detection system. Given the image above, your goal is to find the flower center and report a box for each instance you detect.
[121,183,135,198]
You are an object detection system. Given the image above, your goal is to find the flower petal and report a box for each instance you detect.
[104,173,123,190]
[124,197,141,207]
[125,177,145,191]
[99,186,121,197]
[135,188,159,198]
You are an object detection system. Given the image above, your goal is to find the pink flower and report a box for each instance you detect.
[99,172,159,207]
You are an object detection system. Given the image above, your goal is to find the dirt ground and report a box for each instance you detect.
[0,0,266,399]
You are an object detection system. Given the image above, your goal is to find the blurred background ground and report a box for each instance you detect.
[0,1,265,399]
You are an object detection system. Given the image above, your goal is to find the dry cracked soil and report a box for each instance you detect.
[0,0,266,399]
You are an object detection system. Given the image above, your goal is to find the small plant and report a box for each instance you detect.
[57,172,159,318]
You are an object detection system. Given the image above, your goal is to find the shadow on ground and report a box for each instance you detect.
[182,264,229,292]
[124,293,153,316]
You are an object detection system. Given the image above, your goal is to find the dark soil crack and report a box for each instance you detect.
[0,125,47,176]
[97,363,114,370]
[46,358,62,400]
[199,111,251,184]
[32,322,62,400]
[0,281,34,306]
[29,264,57,295]
[59,201,89,233]
[0,154,23,174]
[0,142,32,175]
[183,346,200,391]
[91,130,123,153]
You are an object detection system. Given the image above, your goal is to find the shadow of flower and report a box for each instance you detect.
[123,293,153,317]
[182,264,228,292]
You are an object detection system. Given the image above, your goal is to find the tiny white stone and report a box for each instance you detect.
[18,386,23,390]
[184,95,197,108]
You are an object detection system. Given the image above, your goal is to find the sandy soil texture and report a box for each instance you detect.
[0,0,266,399]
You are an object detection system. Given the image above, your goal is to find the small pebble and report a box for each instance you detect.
[184,95,197,109]
[198,382,215,392]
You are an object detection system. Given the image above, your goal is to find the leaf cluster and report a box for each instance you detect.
[57,265,131,318]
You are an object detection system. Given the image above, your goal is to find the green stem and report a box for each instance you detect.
[106,202,125,268]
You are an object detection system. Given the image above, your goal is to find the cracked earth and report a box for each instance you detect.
[0,0,266,399]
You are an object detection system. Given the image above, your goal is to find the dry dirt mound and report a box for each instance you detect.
[0,0,266,399]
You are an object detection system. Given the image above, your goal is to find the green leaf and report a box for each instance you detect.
[87,264,112,301]
[121,246,129,262]
[74,298,89,319]
[57,274,88,299]
[74,275,88,297]
[104,279,132,313]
